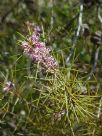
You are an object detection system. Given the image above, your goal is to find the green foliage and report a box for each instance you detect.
[0,0,102,136]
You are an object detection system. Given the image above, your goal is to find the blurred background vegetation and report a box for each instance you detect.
[0,0,102,136]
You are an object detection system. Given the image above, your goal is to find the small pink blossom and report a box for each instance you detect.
[3,81,15,92]
[20,22,58,72]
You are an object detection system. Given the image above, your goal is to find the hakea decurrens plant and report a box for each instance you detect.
[20,21,58,73]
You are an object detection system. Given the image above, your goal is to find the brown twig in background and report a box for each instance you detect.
[24,0,39,16]
[87,6,102,80]
[46,13,79,45]
[46,1,79,45]
[0,0,21,24]
[66,0,84,64]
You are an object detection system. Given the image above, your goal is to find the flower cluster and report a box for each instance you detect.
[3,81,15,92]
[21,22,58,72]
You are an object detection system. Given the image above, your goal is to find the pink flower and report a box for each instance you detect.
[31,33,39,43]
[20,22,58,72]
[3,81,15,92]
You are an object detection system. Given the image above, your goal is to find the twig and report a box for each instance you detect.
[46,2,79,45]
[87,6,102,80]
[24,0,39,16]
[61,13,79,35]
[92,96,102,135]
[46,13,79,45]
[0,0,21,24]
[66,0,83,64]
[97,97,102,118]
[50,0,54,29]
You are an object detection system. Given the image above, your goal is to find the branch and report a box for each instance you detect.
[0,0,21,24]
[46,2,79,45]
[66,0,84,64]
[46,13,79,45]
[92,96,102,135]
[24,0,39,16]
[87,6,102,80]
